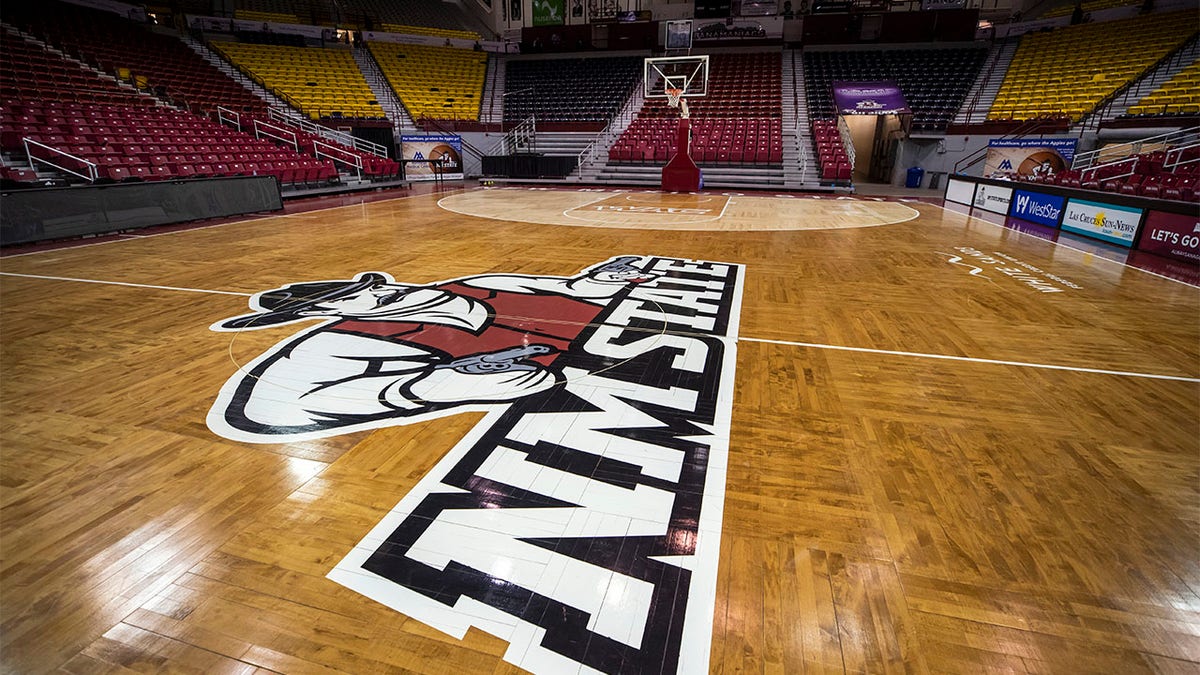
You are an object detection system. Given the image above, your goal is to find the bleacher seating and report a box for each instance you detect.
[339,0,485,38]
[248,115,401,179]
[609,117,783,165]
[1004,143,1199,201]
[0,30,151,107]
[368,42,486,120]
[504,57,642,125]
[803,47,987,132]
[988,11,1196,122]
[3,1,267,116]
[379,24,481,41]
[2,100,336,186]
[1042,0,1139,18]
[609,53,782,166]
[211,42,384,120]
[233,0,332,27]
[811,119,852,182]
[1124,59,1200,118]
[234,9,301,25]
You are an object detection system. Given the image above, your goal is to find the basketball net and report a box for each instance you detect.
[666,87,689,119]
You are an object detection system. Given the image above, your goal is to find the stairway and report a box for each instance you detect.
[783,48,819,188]
[178,35,293,113]
[350,45,414,131]
[955,38,1019,124]
[482,54,506,125]
[573,82,646,183]
[530,132,594,156]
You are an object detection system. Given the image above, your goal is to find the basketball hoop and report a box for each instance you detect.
[666,87,690,119]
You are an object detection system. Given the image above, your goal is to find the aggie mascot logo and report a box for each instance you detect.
[209,255,745,675]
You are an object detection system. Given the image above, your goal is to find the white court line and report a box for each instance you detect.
[3,270,1192,382]
[930,200,1200,289]
[740,336,1200,383]
[0,272,252,296]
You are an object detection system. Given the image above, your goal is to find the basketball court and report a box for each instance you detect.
[2,184,1197,673]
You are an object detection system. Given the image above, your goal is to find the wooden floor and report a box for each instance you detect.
[2,184,1197,674]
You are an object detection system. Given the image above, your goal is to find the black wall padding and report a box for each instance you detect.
[1,176,283,246]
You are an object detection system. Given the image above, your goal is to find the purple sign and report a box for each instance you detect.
[831,81,910,115]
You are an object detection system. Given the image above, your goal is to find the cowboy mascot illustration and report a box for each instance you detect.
[208,256,657,442]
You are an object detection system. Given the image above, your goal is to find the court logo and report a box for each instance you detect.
[208,255,745,675]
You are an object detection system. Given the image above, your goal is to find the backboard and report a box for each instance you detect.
[644,55,709,100]
[664,19,693,50]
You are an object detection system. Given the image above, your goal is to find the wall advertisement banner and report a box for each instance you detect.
[532,0,565,25]
[401,134,464,181]
[972,183,1013,215]
[831,81,910,115]
[1136,210,1200,263]
[1010,189,1064,228]
[983,138,1077,179]
[1060,198,1142,247]
[944,178,977,205]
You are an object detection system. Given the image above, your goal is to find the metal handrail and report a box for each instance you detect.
[1078,33,1199,132]
[313,139,363,178]
[253,118,300,152]
[1165,141,1200,170]
[952,117,1051,176]
[493,115,537,156]
[1072,126,1200,170]
[837,116,855,169]
[413,117,489,164]
[268,107,387,158]
[23,138,96,182]
[1080,155,1138,184]
[575,81,644,175]
[217,106,241,132]
[961,37,1015,124]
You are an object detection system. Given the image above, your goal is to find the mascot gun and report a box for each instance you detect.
[435,344,555,374]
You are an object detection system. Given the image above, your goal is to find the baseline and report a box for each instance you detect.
[740,336,1200,383]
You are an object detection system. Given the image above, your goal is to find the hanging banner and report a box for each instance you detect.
[401,134,464,181]
[984,138,1077,179]
[532,0,565,25]
[831,81,910,115]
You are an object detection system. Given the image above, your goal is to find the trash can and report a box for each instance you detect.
[905,166,925,188]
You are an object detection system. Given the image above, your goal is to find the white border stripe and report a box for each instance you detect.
[740,336,1200,383]
[0,272,252,296]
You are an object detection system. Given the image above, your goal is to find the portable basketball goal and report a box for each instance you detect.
[644,55,708,192]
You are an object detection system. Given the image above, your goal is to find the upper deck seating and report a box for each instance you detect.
[4,0,266,115]
[988,11,1196,122]
[503,57,642,125]
[368,42,486,120]
[803,47,987,132]
[211,42,384,120]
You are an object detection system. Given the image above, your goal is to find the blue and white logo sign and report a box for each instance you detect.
[1010,190,1065,228]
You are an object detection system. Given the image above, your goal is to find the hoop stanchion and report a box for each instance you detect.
[662,118,702,192]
